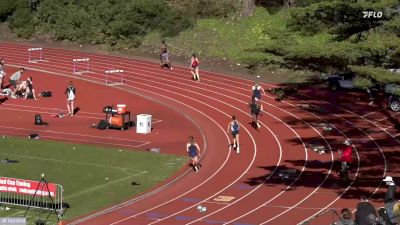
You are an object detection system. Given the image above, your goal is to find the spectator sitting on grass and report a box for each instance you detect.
[9,68,24,89]
[333,208,354,225]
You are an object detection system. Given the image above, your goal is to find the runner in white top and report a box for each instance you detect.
[65,81,76,116]
[9,68,24,89]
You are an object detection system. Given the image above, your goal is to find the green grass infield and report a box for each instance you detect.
[0,136,187,224]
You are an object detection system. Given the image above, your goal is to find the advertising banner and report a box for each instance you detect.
[0,177,56,197]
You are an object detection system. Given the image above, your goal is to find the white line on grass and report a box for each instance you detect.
[0,130,151,149]
[5,153,144,173]
[63,171,148,200]
[0,125,148,143]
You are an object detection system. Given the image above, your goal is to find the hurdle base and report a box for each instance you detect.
[73,71,91,75]
[29,59,48,63]
[106,82,124,86]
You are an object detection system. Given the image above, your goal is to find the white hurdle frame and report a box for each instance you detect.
[28,48,44,63]
[73,58,90,74]
[105,69,124,85]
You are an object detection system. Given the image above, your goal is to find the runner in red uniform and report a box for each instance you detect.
[190,54,200,81]
[338,140,352,182]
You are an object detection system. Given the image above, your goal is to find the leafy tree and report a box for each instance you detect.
[248,0,399,71]
[353,75,374,89]
[34,0,192,48]
[9,0,36,38]
[0,0,16,21]
[349,65,400,85]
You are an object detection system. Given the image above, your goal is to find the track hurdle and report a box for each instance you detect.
[73,58,90,74]
[28,48,44,63]
[105,69,124,85]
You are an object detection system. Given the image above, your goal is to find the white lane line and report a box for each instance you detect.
[292,95,388,224]
[0,106,102,120]
[1,130,150,148]
[361,108,386,117]
[0,44,344,224]
[3,53,274,225]
[108,77,262,225]
[0,125,148,143]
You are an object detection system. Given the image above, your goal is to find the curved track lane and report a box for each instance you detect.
[0,42,394,225]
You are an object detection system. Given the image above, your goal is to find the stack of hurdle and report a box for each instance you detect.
[72,58,90,74]
[105,69,124,85]
[28,48,45,63]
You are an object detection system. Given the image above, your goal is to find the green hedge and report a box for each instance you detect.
[4,0,192,49]
[166,0,241,18]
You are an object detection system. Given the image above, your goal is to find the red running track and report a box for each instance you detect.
[0,42,397,225]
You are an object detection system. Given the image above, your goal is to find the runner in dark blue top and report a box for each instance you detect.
[227,116,240,153]
[250,99,263,129]
[186,136,201,172]
[252,82,266,100]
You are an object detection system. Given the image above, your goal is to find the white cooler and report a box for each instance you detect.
[136,114,152,134]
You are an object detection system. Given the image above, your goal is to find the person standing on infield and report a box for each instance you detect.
[187,136,201,172]
[65,81,76,116]
[227,115,240,153]
[190,54,200,81]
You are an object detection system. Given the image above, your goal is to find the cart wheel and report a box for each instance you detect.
[121,128,124,130]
